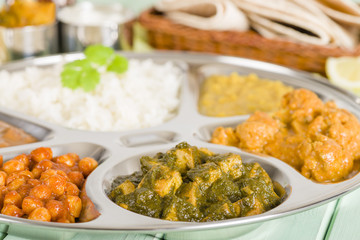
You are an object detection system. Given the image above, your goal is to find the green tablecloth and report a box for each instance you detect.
[1,0,360,239]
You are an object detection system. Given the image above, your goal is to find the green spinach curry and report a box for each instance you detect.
[108,142,285,222]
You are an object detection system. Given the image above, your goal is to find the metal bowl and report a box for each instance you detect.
[57,2,135,52]
[0,52,359,240]
[0,22,58,64]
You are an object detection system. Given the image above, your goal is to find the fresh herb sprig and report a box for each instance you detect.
[61,45,128,92]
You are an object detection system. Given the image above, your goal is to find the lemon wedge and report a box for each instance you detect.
[325,56,360,95]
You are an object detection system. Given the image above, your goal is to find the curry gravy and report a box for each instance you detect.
[0,120,37,147]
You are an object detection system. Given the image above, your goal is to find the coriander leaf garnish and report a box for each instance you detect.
[61,59,100,91]
[64,59,92,70]
[84,45,114,66]
[107,55,128,74]
[61,68,81,90]
[80,68,100,92]
[61,45,128,92]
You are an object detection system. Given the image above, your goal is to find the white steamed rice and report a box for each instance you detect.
[0,59,183,131]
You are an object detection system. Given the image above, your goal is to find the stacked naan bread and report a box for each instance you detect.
[155,0,360,49]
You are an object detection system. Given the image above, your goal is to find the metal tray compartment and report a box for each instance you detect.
[0,111,53,144]
[0,52,359,239]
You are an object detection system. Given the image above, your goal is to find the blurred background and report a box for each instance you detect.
[0,0,159,14]
[0,0,359,92]
[0,1,360,240]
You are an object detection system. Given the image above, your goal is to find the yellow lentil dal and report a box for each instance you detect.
[198,73,293,117]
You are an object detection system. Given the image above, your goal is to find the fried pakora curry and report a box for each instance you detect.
[211,88,360,183]
[108,142,284,222]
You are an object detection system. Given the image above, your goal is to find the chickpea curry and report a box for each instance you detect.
[109,142,285,222]
[0,147,99,222]
[211,88,360,183]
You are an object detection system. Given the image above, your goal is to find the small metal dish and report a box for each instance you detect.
[0,22,58,64]
[57,2,135,52]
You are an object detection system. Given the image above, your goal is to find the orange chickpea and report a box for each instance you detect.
[16,184,32,199]
[13,154,30,167]
[78,157,98,177]
[57,213,75,223]
[64,182,80,196]
[0,171,7,186]
[3,191,22,208]
[32,160,53,178]
[70,166,80,172]
[67,215,75,223]
[67,171,84,188]
[6,170,33,185]
[57,194,67,201]
[31,168,43,179]
[55,170,70,180]
[7,178,26,191]
[57,218,71,223]
[40,169,70,182]
[1,204,23,217]
[52,163,71,175]
[55,154,75,168]
[22,196,44,215]
[0,186,9,196]
[31,147,53,163]
[29,184,52,201]
[37,159,53,171]
[44,175,67,197]
[64,195,82,218]
[67,153,80,162]
[19,170,34,179]
[27,179,41,188]
[46,200,65,221]
[28,207,51,222]
[2,159,25,174]
[6,173,20,186]
[0,186,8,207]
[0,155,3,168]
[39,169,57,181]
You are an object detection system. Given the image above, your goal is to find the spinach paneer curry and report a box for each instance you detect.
[108,142,285,222]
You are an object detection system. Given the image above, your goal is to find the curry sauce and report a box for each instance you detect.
[0,120,36,147]
[211,88,360,183]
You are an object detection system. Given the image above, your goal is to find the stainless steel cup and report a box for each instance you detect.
[58,2,135,52]
[0,22,58,64]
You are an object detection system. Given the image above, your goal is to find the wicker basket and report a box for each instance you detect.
[138,9,360,74]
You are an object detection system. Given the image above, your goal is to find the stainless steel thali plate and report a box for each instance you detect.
[0,51,359,239]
